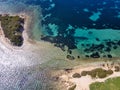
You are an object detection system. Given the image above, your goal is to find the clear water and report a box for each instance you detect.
[1,0,120,58]
[0,0,120,89]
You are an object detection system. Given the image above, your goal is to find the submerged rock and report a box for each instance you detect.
[85,55,89,58]
[113,46,117,49]
[104,47,111,52]
[66,55,75,60]
[107,54,112,58]
[68,49,72,54]
[106,41,112,47]
[88,31,93,34]
[96,38,100,41]
[117,40,120,46]
[77,56,80,58]
[90,52,100,58]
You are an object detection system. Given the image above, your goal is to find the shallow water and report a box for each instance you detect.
[1,0,120,58]
[0,0,120,90]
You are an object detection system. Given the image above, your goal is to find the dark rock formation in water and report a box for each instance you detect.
[113,46,117,49]
[90,52,100,58]
[107,54,112,58]
[117,40,120,46]
[66,55,75,60]
[104,47,111,52]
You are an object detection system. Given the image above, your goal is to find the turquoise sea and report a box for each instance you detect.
[1,0,120,58]
[0,0,120,90]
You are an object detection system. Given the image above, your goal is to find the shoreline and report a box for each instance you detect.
[58,61,120,90]
[0,13,41,51]
[0,13,68,66]
[0,13,120,90]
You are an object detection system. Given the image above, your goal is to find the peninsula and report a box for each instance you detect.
[0,14,24,46]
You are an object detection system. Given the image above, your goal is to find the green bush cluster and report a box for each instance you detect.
[81,71,88,76]
[90,77,120,90]
[72,73,81,78]
[81,68,113,78]
[0,15,24,46]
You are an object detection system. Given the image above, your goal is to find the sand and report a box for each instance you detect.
[1,14,120,90]
[59,62,120,90]
[0,13,71,90]
[0,13,67,67]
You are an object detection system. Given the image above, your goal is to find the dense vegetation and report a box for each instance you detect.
[90,77,120,90]
[72,73,81,78]
[0,14,24,46]
[81,68,113,78]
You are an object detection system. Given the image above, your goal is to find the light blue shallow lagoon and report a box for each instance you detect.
[0,0,120,90]
[1,0,120,58]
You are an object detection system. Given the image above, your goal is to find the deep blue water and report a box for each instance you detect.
[0,0,120,58]
[0,0,120,90]
[24,0,120,29]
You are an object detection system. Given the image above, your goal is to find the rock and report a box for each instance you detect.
[85,55,89,58]
[117,40,120,46]
[66,55,75,60]
[52,76,59,81]
[84,48,90,53]
[88,31,93,34]
[81,44,85,46]
[113,46,117,49]
[77,56,80,58]
[104,47,111,52]
[90,52,100,58]
[96,38,100,41]
[106,41,112,47]
[107,54,112,58]
[64,68,72,73]
[103,55,106,57]
[86,44,90,47]
[68,49,72,54]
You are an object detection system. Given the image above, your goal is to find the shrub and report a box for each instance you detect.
[81,71,88,76]
[72,73,81,78]
[88,71,97,78]
[81,68,113,79]
[107,70,113,75]
[98,71,107,78]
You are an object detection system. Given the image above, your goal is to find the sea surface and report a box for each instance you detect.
[0,0,120,90]
[0,0,120,58]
